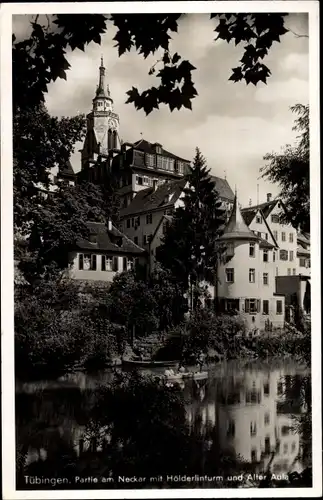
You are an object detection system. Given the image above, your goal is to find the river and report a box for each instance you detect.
[16,358,311,490]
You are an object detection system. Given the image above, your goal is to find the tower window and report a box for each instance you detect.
[249,243,255,257]
[225,268,234,283]
[249,268,255,283]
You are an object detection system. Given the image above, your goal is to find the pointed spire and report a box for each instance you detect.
[97,56,106,96]
[220,191,258,241]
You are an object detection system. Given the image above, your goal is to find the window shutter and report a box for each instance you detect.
[257,300,261,312]
[79,254,84,270]
[101,255,106,271]
[245,299,249,313]
[123,257,127,271]
[113,257,119,272]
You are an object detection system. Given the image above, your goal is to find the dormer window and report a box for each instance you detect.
[154,143,162,154]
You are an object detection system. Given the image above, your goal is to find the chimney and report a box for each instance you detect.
[153,179,158,191]
[267,193,272,202]
[108,219,112,231]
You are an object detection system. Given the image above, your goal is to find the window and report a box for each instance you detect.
[287,268,291,276]
[281,232,286,241]
[273,230,278,240]
[276,300,283,314]
[226,268,234,283]
[283,443,288,454]
[246,390,261,403]
[249,243,255,257]
[264,413,270,425]
[123,257,127,271]
[127,257,134,270]
[257,231,261,237]
[291,442,296,453]
[271,214,279,223]
[136,175,143,186]
[250,422,257,436]
[135,216,140,227]
[134,236,138,245]
[146,153,155,168]
[249,268,256,283]
[126,219,130,228]
[289,251,294,261]
[265,233,268,240]
[263,250,269,262]
[256,215,262,223]
[281,426,290,436]
[300,257,306,267]
[273,251,276,262]
[251,449,257,463]
[102,256,113,271]
[146,213,153,224]
[264,382,270,395]
[265,437,271,454]
[263,300,269,315]
[293,268,296,275]
[263,273,269,285]
[280,250,288,261]
[245,299,260,313]
[227,420,235,437]
[289,233,294,243]
[79,254,84,270]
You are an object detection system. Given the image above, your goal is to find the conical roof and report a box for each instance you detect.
[220,192,259,241]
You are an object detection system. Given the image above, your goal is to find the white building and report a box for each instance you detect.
[68,221,147,283]
[217,193,285,332]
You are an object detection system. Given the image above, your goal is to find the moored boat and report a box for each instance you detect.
[122,358,179,368]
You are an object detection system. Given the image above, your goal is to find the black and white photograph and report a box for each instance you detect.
[1,1,321,498]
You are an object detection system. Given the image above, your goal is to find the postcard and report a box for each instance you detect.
[1,1,321,498]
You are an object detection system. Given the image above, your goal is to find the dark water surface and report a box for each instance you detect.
[16,359,311,490]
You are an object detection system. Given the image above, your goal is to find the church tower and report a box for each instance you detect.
[81,57,120,170]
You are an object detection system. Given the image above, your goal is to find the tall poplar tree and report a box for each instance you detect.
[157,148,225,294]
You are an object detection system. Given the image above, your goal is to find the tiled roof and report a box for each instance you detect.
[120,178,187,217]
[259,237,275,249]
[210,176,235,201]
[241,208,257,226]
[241,200,278,219]
[297,232,310,245]
[220,194,259,242]
[133,139,190,162]
[76,222,146,255]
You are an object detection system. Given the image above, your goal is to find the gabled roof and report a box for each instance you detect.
[120,178,187,217]
[76,222,146,255]
[59,160,75,178]
[241,199,278,220]
[220,193,259,242]
[241,206,279,248]
[210,176,235,201]
[133,139,190,162]
[297,232,310,245]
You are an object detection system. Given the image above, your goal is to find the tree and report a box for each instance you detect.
[13,104,86,233]
[261,104,310,233]
[18,180,119,284]
[12,13,297,114]
[157,148,225,294]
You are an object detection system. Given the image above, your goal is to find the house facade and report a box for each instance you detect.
[241,195,299,277]
[68,221,147,283]
[217,193,285,331]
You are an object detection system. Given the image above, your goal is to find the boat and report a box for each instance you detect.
[161,371,209,383]
[122,358,179,368]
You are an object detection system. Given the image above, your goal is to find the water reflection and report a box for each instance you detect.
[16,360,310,489]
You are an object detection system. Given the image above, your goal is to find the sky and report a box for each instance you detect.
[13,12,309,207]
